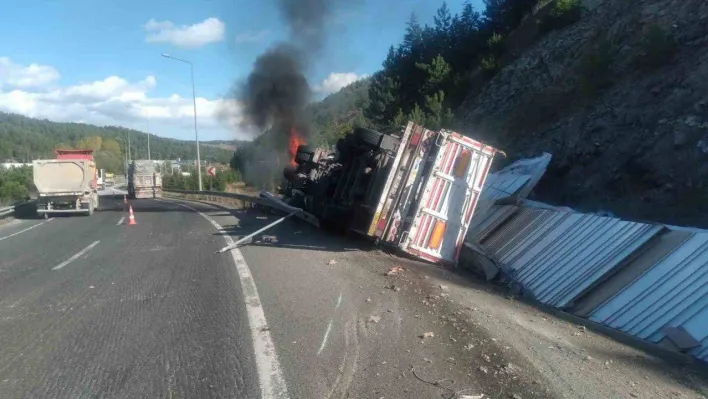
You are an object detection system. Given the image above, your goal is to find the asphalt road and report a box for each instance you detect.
[1,193,704,399]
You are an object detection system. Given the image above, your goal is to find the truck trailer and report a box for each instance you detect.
[282,121,498,265]
[33,149,100,218]
[128,160,163,199]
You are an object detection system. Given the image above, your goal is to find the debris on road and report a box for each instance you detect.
[368,315,381,324]
[385,284,401,292]
[327,259,337,265]
[385,266,404,276]
[216,209,301,253]
[420,331,435,339]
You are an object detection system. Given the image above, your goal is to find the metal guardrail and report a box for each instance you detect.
[163,189,320,227]
[0,206,14,218]
[0,200,36,220]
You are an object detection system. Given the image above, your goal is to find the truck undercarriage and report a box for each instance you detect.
[281,121,498,265]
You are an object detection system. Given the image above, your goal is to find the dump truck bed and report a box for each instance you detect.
[33,158,99,216]
[33,159,95,195]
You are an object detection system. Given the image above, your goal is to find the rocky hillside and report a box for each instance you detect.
[461,0,708,227]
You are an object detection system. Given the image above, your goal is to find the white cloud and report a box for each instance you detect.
[234,29,270,44]
[314,72,367,95]
[0,57,60,89]
[144,17,225,48]
[0,57,245,140]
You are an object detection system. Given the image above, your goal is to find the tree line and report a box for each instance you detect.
[365,0,581,132]
[0,112,235,172]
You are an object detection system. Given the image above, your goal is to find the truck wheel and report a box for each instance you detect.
[354,127,384,148]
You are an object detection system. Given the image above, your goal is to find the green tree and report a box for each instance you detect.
[101,138,122,155]
[76,136,103,150]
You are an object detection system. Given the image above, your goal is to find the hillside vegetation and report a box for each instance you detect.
[0,112,234,172]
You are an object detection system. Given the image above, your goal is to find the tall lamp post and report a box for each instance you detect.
[127,104,151,160]
[115,136,129,176]
[161,53,203,191]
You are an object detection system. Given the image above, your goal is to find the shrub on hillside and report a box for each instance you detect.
[636,24,677,69]
[538,0,582,34]
[481,54,501,77]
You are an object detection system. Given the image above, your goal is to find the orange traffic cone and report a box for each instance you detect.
[128,205,137,225]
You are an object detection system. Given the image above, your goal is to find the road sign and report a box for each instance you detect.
[207,166,216,177]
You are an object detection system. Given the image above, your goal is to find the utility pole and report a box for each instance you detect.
[161,53,203,191]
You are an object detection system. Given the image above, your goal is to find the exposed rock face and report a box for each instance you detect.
[460,0,708,226]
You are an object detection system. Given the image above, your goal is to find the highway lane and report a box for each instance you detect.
[2,195,706,398]
[0,195,560,399]
[0,197,259,399]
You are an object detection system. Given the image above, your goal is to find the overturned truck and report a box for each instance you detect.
[282,121,499,265]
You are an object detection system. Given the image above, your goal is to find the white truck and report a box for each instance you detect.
[33,149,100,218]
[128,160,163,199]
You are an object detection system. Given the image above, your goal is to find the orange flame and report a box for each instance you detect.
[288,127,305,167]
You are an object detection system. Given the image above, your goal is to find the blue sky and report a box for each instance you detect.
[0,0,485,141]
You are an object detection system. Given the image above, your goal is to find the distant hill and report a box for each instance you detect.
[0,112,234,171]
[202,139,248,152]
[307,78,372,146]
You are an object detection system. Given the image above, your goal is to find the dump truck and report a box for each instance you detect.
[33,149,100,218]
[282,121,498,265]
[128,160,162,199]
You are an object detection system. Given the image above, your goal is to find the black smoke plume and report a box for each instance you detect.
[228,0,342,188]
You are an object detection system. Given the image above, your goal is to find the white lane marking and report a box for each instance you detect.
[160,199,290,398]
[335,292,343,310]
[51,240,100,271]
[318,291,343,356]
[116,216,125,225]
[0,218,53,242]
[317,321,334,355]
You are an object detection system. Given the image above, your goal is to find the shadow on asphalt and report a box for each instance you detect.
[212,208,374,253]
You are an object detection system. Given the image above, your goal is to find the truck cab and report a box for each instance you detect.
[97,169,105,190]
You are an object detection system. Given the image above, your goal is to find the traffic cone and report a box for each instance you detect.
[128,205,137,225]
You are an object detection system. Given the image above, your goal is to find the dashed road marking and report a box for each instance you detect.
[317,321,334,355]
[0,218,54,242]
[318,291,343,356]
[116,216,125,225]
[52,240,100,271]
[158,199,289,399]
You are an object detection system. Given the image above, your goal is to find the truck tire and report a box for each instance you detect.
[354,127,384,148]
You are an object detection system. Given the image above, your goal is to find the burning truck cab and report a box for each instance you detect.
[281,121,498,265]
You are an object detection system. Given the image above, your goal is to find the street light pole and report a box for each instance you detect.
[161,53,203,191]
[127,104,151,160]
[115,136,129,176]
